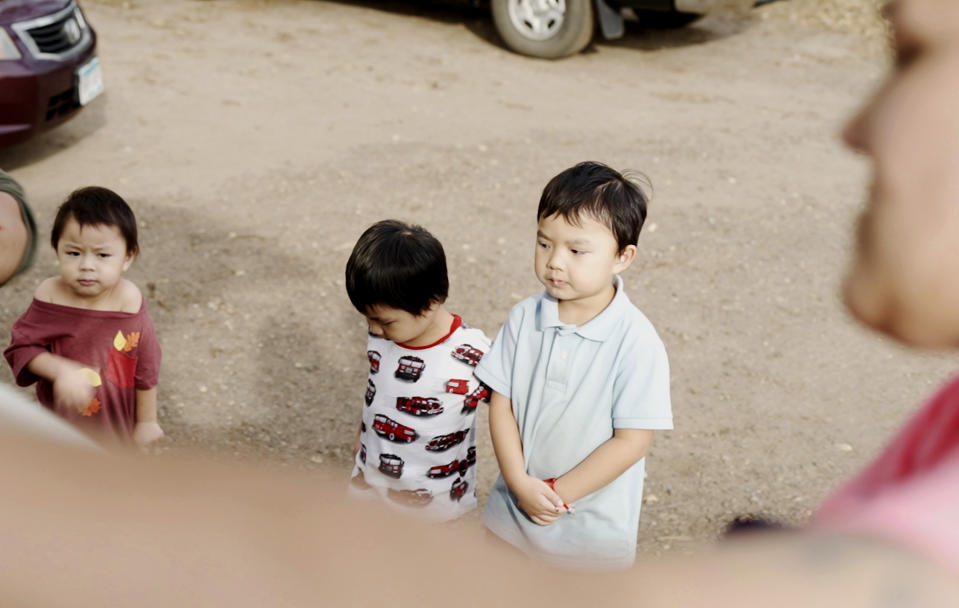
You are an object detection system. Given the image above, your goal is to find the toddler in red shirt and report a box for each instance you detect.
[4,187,162,448]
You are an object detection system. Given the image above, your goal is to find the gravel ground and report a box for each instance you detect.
[3,0,938,558]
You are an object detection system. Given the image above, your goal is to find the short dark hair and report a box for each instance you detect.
[345,219,449,316]
[537,161,649,252]
[51,186,139,256]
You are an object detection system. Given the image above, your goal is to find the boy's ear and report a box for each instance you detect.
[122,251,136,272]
[613,244,637,273]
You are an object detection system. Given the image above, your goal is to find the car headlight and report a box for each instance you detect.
[0,29,21,60]
[75,7,90,32]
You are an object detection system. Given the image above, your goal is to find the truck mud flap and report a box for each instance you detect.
[594,0,624,39]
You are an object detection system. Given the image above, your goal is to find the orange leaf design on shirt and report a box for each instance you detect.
[123,332,140,352]
[81,397,101,417]
[112,331,141,352]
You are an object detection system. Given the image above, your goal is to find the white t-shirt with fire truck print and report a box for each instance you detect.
[349,315,491,521]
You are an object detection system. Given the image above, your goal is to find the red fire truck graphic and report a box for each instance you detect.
[461,383,491,413]
[367,350,381,373]
[365,379,375,406]
[396,396,444,417]
[445,379,469,395]
[387,488,433,507]
[395,355,425,381]
[427,458,468,479]
[426,430,467,452]
[378,453,404,478]
[450,478,469,502]
[372,414,418,443]
[451,344,483,367]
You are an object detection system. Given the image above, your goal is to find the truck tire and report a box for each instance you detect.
[633,9,702,28]
[491,0,594,59]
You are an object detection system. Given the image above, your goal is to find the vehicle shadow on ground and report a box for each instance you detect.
[0,98,108,170]
[315,0,755,57]
[599,11,757,52]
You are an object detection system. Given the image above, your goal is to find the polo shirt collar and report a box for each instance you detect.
[539,275,628,342]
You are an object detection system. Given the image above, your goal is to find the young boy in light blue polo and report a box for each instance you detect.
[477,161,672,570]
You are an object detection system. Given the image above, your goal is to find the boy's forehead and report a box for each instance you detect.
[364,304,404,320]
[63,218,119,236]
[538,211,615,238]
[60,219,126,246]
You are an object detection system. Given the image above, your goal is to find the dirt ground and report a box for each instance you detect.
[2,0,954,555]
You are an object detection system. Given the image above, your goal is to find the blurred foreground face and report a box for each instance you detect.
[0,191,28,285]
[843,0,959,347]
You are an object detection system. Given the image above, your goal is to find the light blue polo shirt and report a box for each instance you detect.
[476,275,672,569]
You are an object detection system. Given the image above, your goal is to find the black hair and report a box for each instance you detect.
[537,161,650,252]
[51,186,139,256]
[345,219,449,316]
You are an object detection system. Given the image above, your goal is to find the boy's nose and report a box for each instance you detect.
[368,322,383,336]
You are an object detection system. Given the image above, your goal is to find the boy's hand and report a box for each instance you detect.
[514,475,567,526]
[53,365,96,413]
[133,421,165,450]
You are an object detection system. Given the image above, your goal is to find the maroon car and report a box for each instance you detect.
[0,1,101,148]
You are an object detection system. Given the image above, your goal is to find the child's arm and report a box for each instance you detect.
[352,424,362,459]
[133,387,164,448]
[488,390,566,525]
[551,428,653,505]
[26,353,95,412]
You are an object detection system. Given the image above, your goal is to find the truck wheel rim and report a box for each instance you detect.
[508,0,566,41]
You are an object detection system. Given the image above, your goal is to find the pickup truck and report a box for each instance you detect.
[492,0,754,59]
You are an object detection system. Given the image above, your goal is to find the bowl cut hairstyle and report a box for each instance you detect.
[345,219,449,316]
[51,186,139,256]
[537,161,649,253]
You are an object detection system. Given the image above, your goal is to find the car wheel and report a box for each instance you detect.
[491,0,594,59]
[388,432,395,441]
[633,9,702,28]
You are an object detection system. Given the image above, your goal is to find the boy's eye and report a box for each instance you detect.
[98,253,111,258]
[66,251,80,256]
[537,241,549,249]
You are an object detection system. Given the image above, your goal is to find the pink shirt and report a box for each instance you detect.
[812,374,959,573]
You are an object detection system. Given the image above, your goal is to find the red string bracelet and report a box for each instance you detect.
[543,477,572,512]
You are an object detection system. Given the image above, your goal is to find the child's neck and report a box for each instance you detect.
[556,282,616,326]
[402,306,456,348]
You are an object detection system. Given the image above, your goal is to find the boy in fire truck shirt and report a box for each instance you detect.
[345,219,490,521]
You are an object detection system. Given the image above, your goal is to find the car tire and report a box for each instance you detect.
[491,0,594,59]
[633,9,703,28]
[388,432,395,441]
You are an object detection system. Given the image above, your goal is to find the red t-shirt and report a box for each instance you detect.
[4,298,161,443]
[813,373,959,574]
